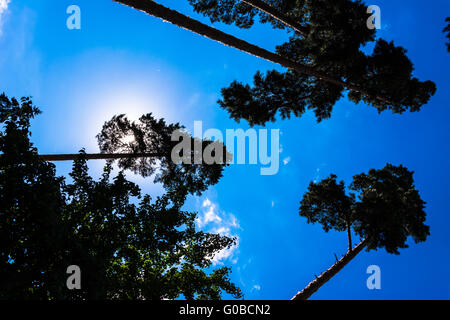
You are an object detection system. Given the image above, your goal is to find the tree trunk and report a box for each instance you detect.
[291,238,369,300]
[347,223,352,252]
[238,0,308,35]
[112,0,391,105]
[39,153,161,162]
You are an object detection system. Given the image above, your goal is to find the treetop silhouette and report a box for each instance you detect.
[190,0,436,125]
[97,113,230,195]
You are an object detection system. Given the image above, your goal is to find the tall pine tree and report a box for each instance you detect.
[292,164,429,300]
[112,0,436,126]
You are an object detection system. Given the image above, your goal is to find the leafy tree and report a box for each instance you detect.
[63,154,241,300]
[0,93,242,300]
[292,164,429,300]
[0,94,68,299]
[444,17,450,52]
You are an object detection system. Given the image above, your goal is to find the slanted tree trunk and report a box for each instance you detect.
[112,0,392,105]
[238,0,308,35]
[40,153,161,162]
[291,238,369,300]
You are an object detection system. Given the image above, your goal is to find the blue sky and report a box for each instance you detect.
[1,0,449,299]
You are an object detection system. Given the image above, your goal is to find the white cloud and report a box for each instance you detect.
[0,0,9,13]
[196,198,241,265]
[196,198,222,228]
[283,157,291,165]
[252,284,261,291]
[0,0,11,36]
[211,237,239,265]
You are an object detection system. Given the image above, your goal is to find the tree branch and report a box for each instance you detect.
[39,153,162,162]
[238,0,308,35]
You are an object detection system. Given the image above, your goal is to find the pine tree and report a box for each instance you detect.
[187,0,436,125]
[292,164,429,300]
[113,0,407,113]
[96,114,230,195]
[40,113,230,196]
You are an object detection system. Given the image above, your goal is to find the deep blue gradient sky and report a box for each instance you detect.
[1,0,449,299]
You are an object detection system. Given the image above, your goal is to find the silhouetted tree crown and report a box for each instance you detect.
[300,164,429,254]
[299,174,355,233]
[0,94,242,300]
[189,0,436,126]
[0,94,66,299]
[97,114,230,196]
[444,17,450,52]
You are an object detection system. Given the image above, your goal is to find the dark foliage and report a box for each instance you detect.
[188,0,302,30]
[0,94,66,299]
[299,175,354,233]
[0,94,242,300]
[190,0,436,126]
[97,114,230,196]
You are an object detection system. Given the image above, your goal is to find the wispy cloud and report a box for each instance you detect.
[252,284,261,291]
[196,198,222,228]
[0,0,10,15]
[283,157,291,165]
[313,167,321,183]
[0,0,11,36]
[196,198,241,265]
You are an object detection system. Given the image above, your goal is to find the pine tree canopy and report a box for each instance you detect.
[300,164,430,254]
[0,93,242,300]
[97,114,230,196]
[189,0,436,126]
